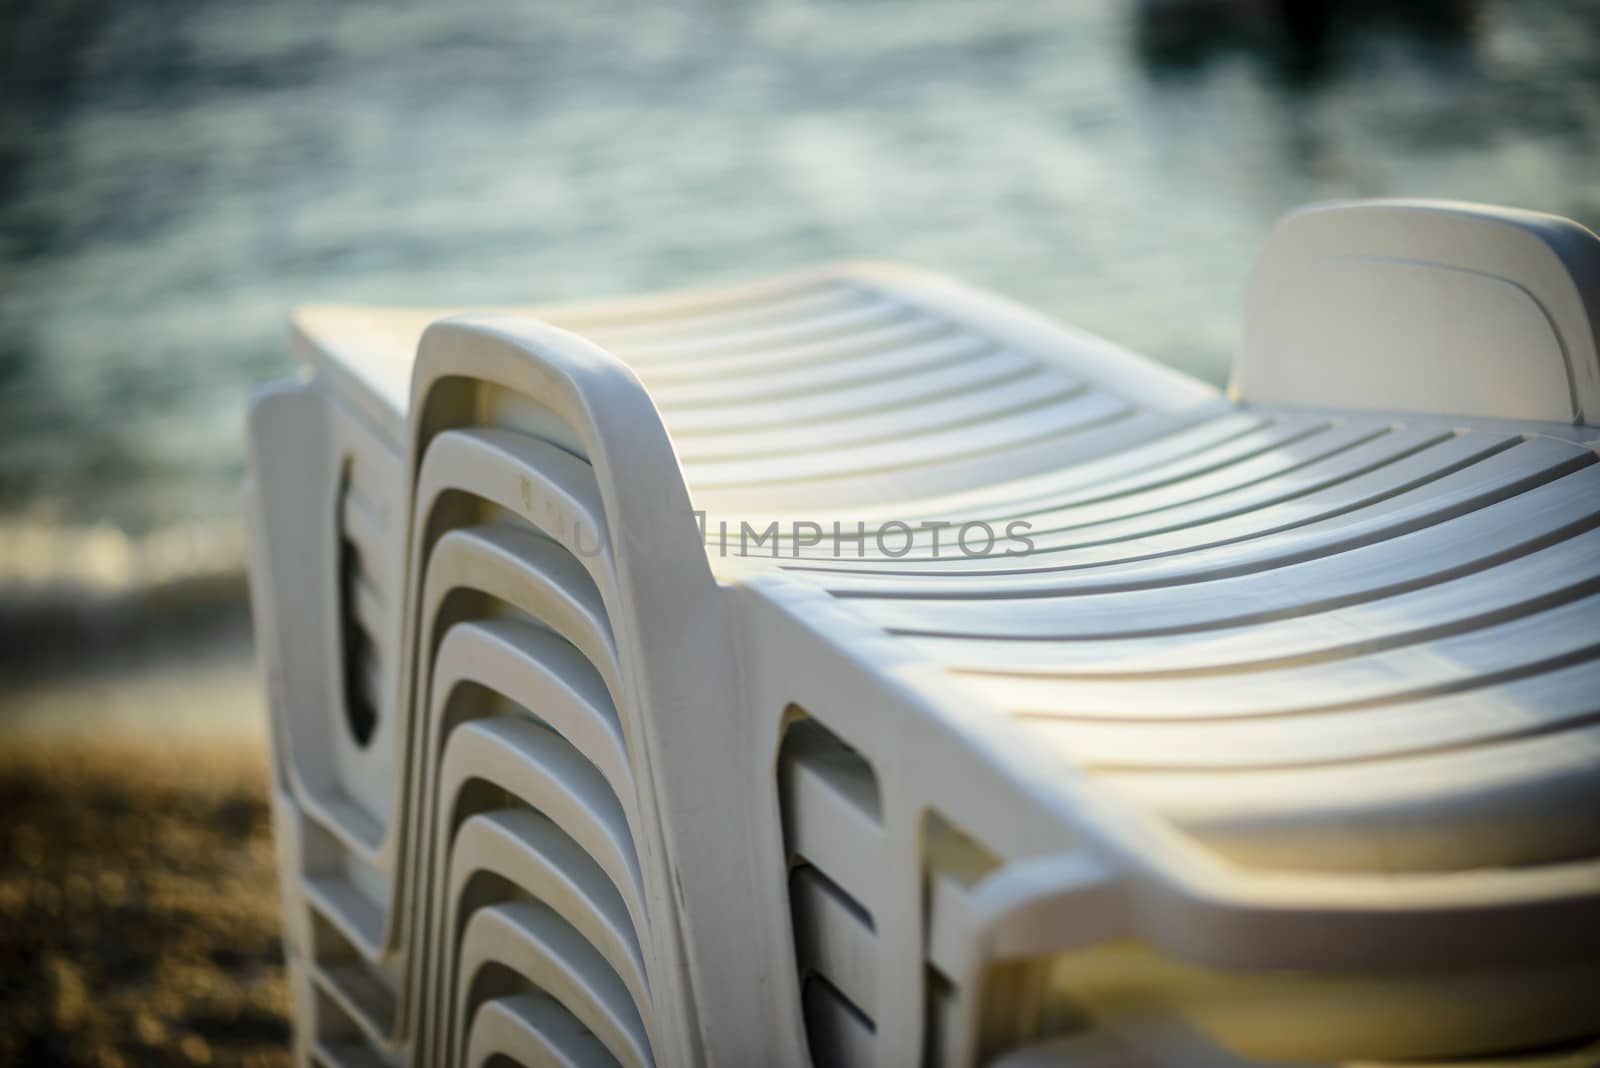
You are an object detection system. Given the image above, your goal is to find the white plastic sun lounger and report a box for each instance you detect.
[247,200,1600,1068]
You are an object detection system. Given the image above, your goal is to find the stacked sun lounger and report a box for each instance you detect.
[247,200,1600,1067]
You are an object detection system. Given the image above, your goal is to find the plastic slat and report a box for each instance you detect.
[988,591,1600,727]
[604,296,911,364]
[418,525,622,702]
[812,435,1582,590]
[577,284,864,348]
[456,901,651,1068]
[785,418,1389,560]
[849,462,1600,637]
[438,717,645,922]
[915,525,1600,676]
[780,737,885,915]
[637,312,949,383]
[429,620,634,814]
[676,369,1083,464]
[447,809,649,1015]
[1107,720,1600,871]
[800,976,875,1068]
[789,865,877,1016]
[463,992,619,1068]
[686,388,1128,489]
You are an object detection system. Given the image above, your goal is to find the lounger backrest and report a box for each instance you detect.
[1234,199,1600,425]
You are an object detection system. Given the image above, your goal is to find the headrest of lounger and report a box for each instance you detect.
[1233,199,1600,425]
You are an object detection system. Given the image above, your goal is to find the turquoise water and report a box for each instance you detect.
[3,0,1598,563]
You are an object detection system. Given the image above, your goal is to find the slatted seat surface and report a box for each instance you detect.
[294,262,1600,885]
[296,263,1216,516]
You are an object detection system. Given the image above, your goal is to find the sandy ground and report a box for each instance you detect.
[0,737,290,1068]
[0,592,290,1067]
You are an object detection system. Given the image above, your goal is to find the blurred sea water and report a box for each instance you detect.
[2,0,1598,595]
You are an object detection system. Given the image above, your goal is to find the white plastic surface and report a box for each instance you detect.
[248,200,1600,1067]
[1234,200,1600,423]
